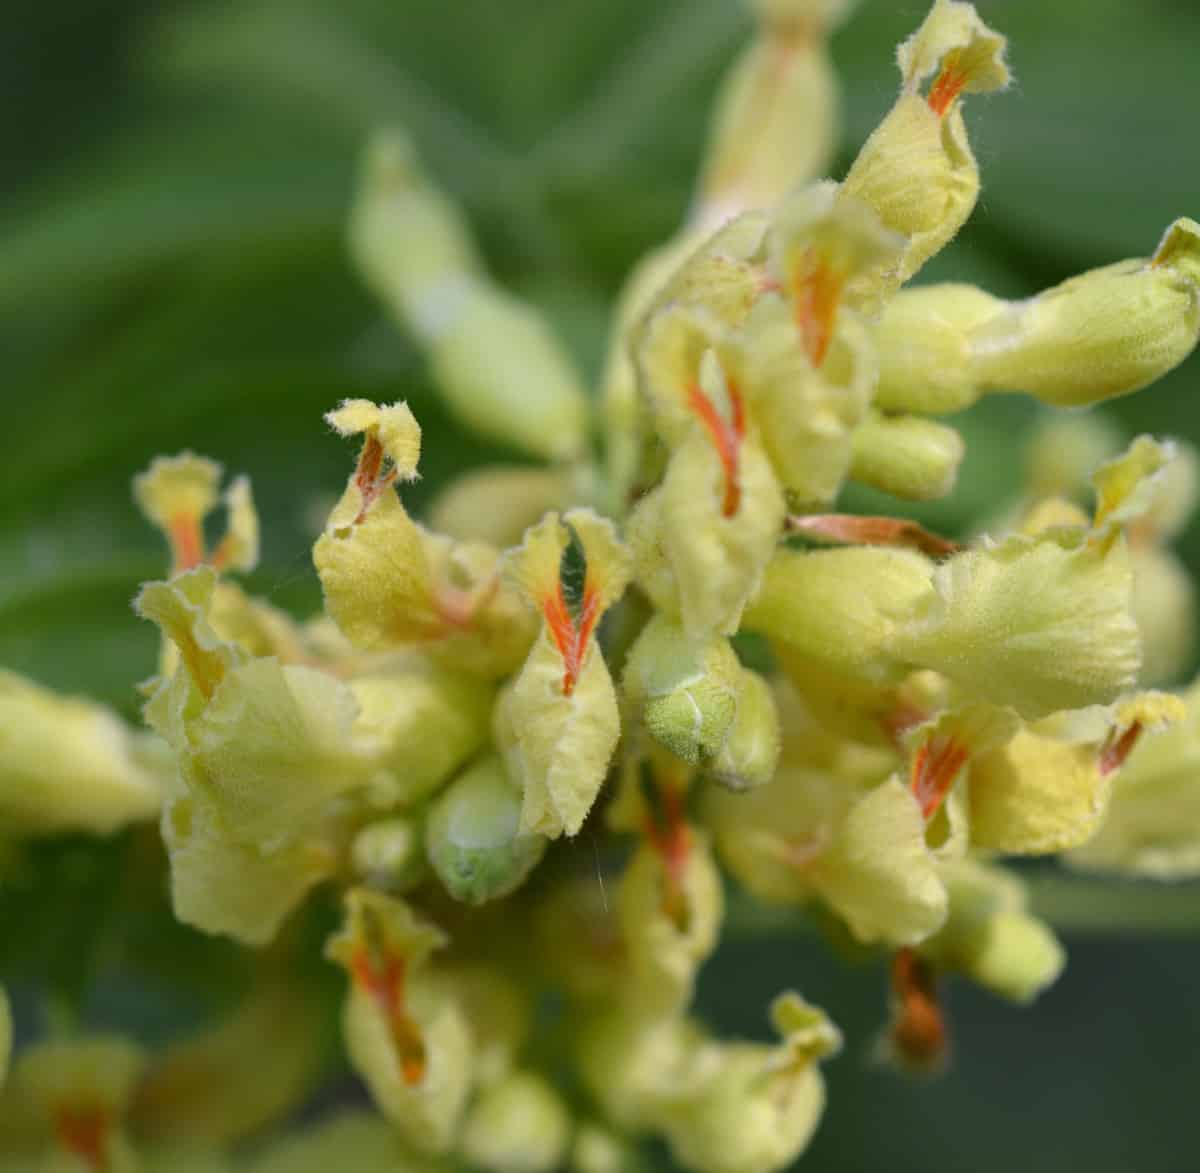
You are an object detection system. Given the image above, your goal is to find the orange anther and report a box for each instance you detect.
[686,372,746,518]
[791,248,843,368]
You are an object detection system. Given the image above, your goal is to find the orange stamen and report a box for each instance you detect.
[644,783,692,931]
[56,1106,109,1171]
[351,948,426,1086]
[911,737,969,820]
[890,948,949,1069]
[927,61,967,117]
[1100,722,1144,777]
[789,513,961,559]
[686,373,746,518]
[352,434,399,524]
[168,513,205,573]
[543,582,600,697]
[791,248,843,368]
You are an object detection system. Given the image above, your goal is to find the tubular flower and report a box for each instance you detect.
[495,509,631,837]
[325,889,473,1154]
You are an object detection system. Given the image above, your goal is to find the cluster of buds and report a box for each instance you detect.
[3,1,1200,1170]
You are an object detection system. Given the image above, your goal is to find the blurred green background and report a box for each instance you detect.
[2,0,1199,1168]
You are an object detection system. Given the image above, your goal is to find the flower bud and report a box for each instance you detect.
[460,1070,572,1173]
[427,464,575,548]
[841,0,1010,296]
[571,1121,647,1173]
[351,817,428,895]
[1133,546,1196,686]
[497,511,630,838]
[350,668,493,806]
[0,669,161,835]
[710,668,782,791]
[697,13,842,220]
[743,546,934,685]
[246,1111,451,1173]
[426,757,548,905]
[968,220,1200,406]
[623,616,742,765]
[657,993,840,1173]
[349,133,587,461]
[326,890,473,1154]
[849,410,965,501]
[921,859,1064,1003]
[871,283,1005,414]
[1024,412,1124,502]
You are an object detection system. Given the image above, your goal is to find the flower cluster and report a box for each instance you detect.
[3,1,1200,1170]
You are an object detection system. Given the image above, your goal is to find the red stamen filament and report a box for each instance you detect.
[543,582,601,697]
[644,784,692,931]
[927,62,967,117]
[686,374,746,518]
[890,948,948,1068]
[351,949,426,1086]
[792,248,843,368]
[56,1106,109,1171]
[789,513,961,559]
[1100,722,1144,777]
[168,513,205,573]
[911,737,969,820]
[353,435,399,525]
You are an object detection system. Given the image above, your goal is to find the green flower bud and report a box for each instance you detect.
[576,1012,708,1134]
[497,511,631,838]
[349,131,481,318]
[872,283,1005,414]
[349,134,587,461]
[849,410,965,501]
[1024,412,1125,502]
[0,669,161,836]
[623,616,742,765]
[657,993,840,1173]
[710,668,782,791]
[247,1111,452,1173]
[571,1121,647,1173]
[427,464,576,548]
[460,1070,572,1173]
[968,220,1200,407]
[350,668,493,806]
[351,817,429,894]
[921,859,1064,1003]
[892,533,1140,719]
[428,283,590,462]
[841,0,1009,296]
[326,890,473,1154]
[131,983,325,1147]
[744,546,935,686]
[697,16,841,220]
[426,757,548,905]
